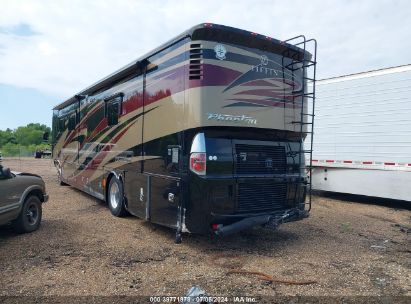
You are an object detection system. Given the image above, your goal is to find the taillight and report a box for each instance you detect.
[190,152,206,175]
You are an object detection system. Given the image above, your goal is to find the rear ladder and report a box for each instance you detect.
[281,36,317,212]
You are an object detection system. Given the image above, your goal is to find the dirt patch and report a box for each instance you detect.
[0,158,410,298]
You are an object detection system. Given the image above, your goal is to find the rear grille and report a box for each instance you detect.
[237,181,287,213]
[235,144,286,175]
[189,43,203,80]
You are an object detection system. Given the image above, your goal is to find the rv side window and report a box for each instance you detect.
[105,95,123,126]
[58,117,66,133]
[58,103,78,133]
[68,113,76,131]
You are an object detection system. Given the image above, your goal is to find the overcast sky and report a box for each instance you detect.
[0,0,410,130]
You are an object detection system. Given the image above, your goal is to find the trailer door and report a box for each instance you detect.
[60,102,79,184]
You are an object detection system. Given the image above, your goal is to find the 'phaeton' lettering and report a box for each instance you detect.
[207,113,257,125]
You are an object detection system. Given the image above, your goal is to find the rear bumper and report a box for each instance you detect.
[186,171,308,234]
[214,208,308,237]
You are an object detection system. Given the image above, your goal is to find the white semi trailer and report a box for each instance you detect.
[309,64,411,201]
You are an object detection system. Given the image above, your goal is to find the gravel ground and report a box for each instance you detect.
[0,158,410,300]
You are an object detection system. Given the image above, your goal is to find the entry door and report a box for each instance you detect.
[61,106,79,184]
[123,74,146,218]
[141,48,185,227]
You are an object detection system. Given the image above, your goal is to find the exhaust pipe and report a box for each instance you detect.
[215,215,271,237]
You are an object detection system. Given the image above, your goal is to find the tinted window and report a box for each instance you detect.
[105,95,123,126]
[68,113,76,131]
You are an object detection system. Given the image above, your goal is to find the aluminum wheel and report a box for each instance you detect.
[58,167,62,181]
[109,181,121,209]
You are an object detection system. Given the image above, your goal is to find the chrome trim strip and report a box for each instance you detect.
[0,202,20,213]
[143,172,180,181]
[190,132,206,153]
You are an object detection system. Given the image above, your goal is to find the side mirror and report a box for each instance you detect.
[2,167,12,179]
[43,132,49,142]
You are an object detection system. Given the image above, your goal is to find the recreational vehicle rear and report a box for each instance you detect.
[52,24,317,242]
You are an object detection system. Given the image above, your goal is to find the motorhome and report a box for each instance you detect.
[52,24,317,242]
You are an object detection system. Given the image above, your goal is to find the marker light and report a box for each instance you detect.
[211,224,219,231]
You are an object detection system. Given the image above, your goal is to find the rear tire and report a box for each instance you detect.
[107,177,128,217]
[12,195,42,233]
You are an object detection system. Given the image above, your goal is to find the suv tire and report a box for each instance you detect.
[13,195,42,233]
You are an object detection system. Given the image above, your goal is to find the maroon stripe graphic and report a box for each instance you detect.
[189,64,242,88]
[241,79,275,87]
[226,98,301,109]
[234,89,295,100]
[75,120,138,179]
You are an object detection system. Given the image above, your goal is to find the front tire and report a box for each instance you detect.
[13,195,42,233]
[107,177,128,217]
[57,163,68,186]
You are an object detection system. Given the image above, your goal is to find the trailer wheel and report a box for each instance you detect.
[107,176,128,217]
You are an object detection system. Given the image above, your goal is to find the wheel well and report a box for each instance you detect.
[26,189,44,203]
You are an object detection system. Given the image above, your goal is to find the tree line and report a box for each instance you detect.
[0,123,51,157]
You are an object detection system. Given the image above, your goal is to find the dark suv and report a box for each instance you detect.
[0,165,48,233]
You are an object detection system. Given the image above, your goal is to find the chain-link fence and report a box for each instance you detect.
[0,145,52,159]
[1,146,37,158]
[0,146,52,172]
